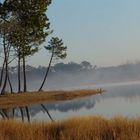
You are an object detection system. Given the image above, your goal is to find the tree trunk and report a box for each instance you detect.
[1,64,8,94]
[22,56,27,92]
[18,55,21,93]
[7,72,13,93]
[1,48,13,93]
[38,49,54,91]
[0,59,5,87]
[1,35,8,94]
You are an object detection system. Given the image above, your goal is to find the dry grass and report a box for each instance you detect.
[0,89,102,109]
[0,116,140,140]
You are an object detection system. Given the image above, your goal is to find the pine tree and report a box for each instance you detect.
[39,37,67,91]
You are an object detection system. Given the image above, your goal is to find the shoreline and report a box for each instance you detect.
[0,89,103,109]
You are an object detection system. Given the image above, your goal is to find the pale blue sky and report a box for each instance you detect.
[29,0,140,67]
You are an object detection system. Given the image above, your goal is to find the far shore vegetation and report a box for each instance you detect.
[0,116,140,140]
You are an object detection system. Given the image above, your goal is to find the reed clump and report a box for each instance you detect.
[0,116,140,140]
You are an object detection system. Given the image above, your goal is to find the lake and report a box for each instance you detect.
[30,81,140,121]
[1,81,140,122]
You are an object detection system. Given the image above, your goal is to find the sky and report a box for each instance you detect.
[28,0,140,67]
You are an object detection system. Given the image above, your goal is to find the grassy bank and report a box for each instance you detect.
[0,89,101,109]
[0,116,140,140]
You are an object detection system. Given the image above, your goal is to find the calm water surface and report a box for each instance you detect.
[30,81,140,121]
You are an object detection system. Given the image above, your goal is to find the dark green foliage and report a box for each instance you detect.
[45,37,67,59]
[2,0,52,57]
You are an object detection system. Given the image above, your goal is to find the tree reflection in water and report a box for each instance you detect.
[0,104,54,122]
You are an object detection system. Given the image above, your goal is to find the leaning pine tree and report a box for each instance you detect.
[39,37,67,91]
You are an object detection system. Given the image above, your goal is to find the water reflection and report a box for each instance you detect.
[0,104,54,122]
[1,83,140,121]
[36,83,140,120]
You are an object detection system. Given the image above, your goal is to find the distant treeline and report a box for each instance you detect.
[1,61,94,74]
[1,61,140,91]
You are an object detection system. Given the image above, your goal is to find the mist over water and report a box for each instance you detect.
[5,61,140,91]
